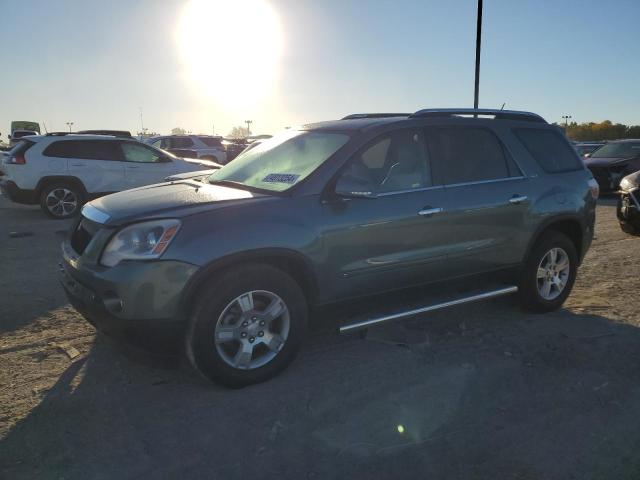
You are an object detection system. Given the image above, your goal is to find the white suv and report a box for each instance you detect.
[146,135,228,164]
[0,133,216,219]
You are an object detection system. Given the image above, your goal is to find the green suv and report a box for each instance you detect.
[59,109,598,386]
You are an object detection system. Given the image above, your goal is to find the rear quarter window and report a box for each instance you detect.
[513,128,582,173]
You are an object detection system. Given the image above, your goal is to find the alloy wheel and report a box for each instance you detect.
[46,188,78,217]
[536,247,571,300]
[214,290,290,370]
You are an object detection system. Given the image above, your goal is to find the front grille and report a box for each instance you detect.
[70,218,101,255]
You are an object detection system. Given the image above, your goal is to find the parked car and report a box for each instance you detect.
[583,139,640,193]
[617,170,640,235]
[146,135,227,164]
[59,108,597,387]
[222,138,249,162]
[8,129,38,146]
[573,141,604,158]
[0,133,216,219]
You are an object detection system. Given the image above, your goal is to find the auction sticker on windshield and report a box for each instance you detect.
[262,173,300,184]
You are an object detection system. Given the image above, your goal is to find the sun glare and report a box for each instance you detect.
[177,0,283,108]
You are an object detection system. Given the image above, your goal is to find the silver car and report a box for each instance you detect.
[146,135,227,164]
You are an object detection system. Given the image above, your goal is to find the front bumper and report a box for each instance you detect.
[0,179,38,204]
[59,240,198,351]
[617,188,640,224]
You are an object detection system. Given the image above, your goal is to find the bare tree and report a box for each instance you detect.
[228,126,250,139]
[171,127,187,135]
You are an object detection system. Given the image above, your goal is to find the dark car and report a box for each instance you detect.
[574,141,604,158]
[59,108,597,387]
[583,139,640,193]
[617,170,640,235]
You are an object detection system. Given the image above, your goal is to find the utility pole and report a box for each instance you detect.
[562,115,572,127]
[139,108,145,134]
[473,0,483,110]
[245,120,253,136]
[66,122,74,132]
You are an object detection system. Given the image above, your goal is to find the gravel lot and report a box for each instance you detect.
[1,193,640,479]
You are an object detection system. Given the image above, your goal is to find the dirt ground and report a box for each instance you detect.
[1,193,640,479]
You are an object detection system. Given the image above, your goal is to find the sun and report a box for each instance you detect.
[176,0,283,108]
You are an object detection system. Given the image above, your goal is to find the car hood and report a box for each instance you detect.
[85,180,269,226]
[584,156,633,167]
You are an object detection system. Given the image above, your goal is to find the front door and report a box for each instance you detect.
[120,141,174,188]
[320,128,450,301]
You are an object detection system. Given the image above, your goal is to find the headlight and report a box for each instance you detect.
[101,219,181,267]
[620,177,635,190]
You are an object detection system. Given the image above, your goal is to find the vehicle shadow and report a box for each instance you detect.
[2,299,640,479]
[0,204,74,333]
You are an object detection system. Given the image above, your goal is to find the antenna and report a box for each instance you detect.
[500,103,506,111]
[42,121,49,133]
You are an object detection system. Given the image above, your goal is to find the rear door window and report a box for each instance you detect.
[170,137,194,148]
[43,140,123,160]
[198,136,222,147]
[426,127,516,185]
[513,128,582,173]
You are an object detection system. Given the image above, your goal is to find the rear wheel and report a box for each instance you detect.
[518,231,578,313]
[186,264,307,387]
[39,183,83,219]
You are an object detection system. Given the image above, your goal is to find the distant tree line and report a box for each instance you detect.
[554,120,640,141]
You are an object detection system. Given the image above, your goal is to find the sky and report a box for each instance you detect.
[1,0,639,138]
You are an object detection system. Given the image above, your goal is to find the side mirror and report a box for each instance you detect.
[335,174,377,199]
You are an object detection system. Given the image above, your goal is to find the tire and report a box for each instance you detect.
[39,183,84,219]
[186,264,308,388]
[518,231,578,313]
[620,221,640,236]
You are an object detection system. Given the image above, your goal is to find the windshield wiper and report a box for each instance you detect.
[207,179,265,193]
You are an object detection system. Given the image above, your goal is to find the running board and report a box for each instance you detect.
[339,286,518,334]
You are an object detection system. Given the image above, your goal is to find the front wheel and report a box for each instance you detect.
[620,221,640,236]
[186,264,308,387]
[518,231,578,313]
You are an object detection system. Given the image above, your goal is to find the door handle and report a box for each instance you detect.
[127,165,140,169]
[509,195,528,205]
[418,207,443,217]
[70,164,86,167]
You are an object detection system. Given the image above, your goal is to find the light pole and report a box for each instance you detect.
[245,120,253,136]
[562,115,572,127]
[473,0,483,109]
[66,122,74,132]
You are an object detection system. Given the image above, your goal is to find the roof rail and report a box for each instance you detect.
[409,108,547,123]
[342,113,410,120]
[78,129,132,138]
[45,132,71,136]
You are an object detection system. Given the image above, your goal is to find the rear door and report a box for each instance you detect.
[426,125,530,276]
[320,128,451,300]
[45,140,126,194]
[120,141,175,188]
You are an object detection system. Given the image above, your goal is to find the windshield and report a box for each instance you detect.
[208,130,349,192]
[591,142,640,158]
